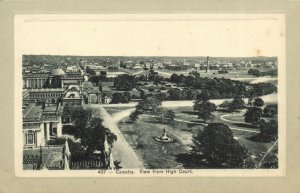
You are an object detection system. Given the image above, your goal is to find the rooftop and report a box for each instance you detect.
[23,104,43,122]
[27,88,64,92]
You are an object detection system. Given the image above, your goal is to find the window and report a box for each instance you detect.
[26,131,35,145]
[52,127,57,136]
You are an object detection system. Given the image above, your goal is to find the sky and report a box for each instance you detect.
[15,14,285,57]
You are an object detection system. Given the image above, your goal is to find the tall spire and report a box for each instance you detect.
[63,139,71,170]
[103,135,110,155]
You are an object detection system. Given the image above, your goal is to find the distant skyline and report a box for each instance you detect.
[23,54,277,59]
[15,14,285,58]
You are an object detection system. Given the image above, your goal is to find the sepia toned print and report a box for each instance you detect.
[14,14,285,177]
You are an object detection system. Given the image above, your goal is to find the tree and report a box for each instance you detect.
[261,154,278,168]
[156,93,167,101]
[129,110,139,122]
[263,104,278,117]
[190,123,254,168]
[71,109,117,155]
[193,90,216,122]
[189,71,200,78]
[159,109,175,123]
[254,98,264,107]
[86,66,96,75]
[229,96,245,112]
[100,71,107,77]
[170,73,180,84]
[111,92,123,104]
[168,88,182,100]
[136,96,162,114]
[247,91,256,106]
[194,101,216,123]
[195,90,210,102]
[114,74,137,91]
[140,90,145,99]
[122,92,132,103]
[244,107,262,126]
[259,119,278,141]
[184,76,196,87]
[248,68,260,77]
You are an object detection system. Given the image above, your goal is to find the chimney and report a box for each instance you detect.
[206,56,210,73]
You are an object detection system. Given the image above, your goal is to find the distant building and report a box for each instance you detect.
[82,81,102,104]
[23,73,49,89]
[102,95,112,104]
[62,85,84,107]
[25,88,65,105]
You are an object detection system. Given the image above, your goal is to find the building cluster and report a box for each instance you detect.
[22,65,113,149]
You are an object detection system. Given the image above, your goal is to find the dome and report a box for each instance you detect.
[51,68,65,76]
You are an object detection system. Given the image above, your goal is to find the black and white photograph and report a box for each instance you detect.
[15,14,285,177]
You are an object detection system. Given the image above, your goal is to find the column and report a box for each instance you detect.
[46,123,50,141]
[97,93,101,104]
[42,79,45,88]
[57,116,62,137]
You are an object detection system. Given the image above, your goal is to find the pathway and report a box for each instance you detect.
[258,140,278,168]
[86,104,143,169]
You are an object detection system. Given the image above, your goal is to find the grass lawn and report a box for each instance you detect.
[118,116,202,169]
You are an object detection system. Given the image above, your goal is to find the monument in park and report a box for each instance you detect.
[154,128,173,143]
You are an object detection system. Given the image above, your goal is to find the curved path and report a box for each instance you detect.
[220,109,247,125]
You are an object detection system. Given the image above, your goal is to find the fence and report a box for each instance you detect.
[47,161,64,170]
[23,155,41,164]
[71,160,103,170]
[23,154,42,170]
